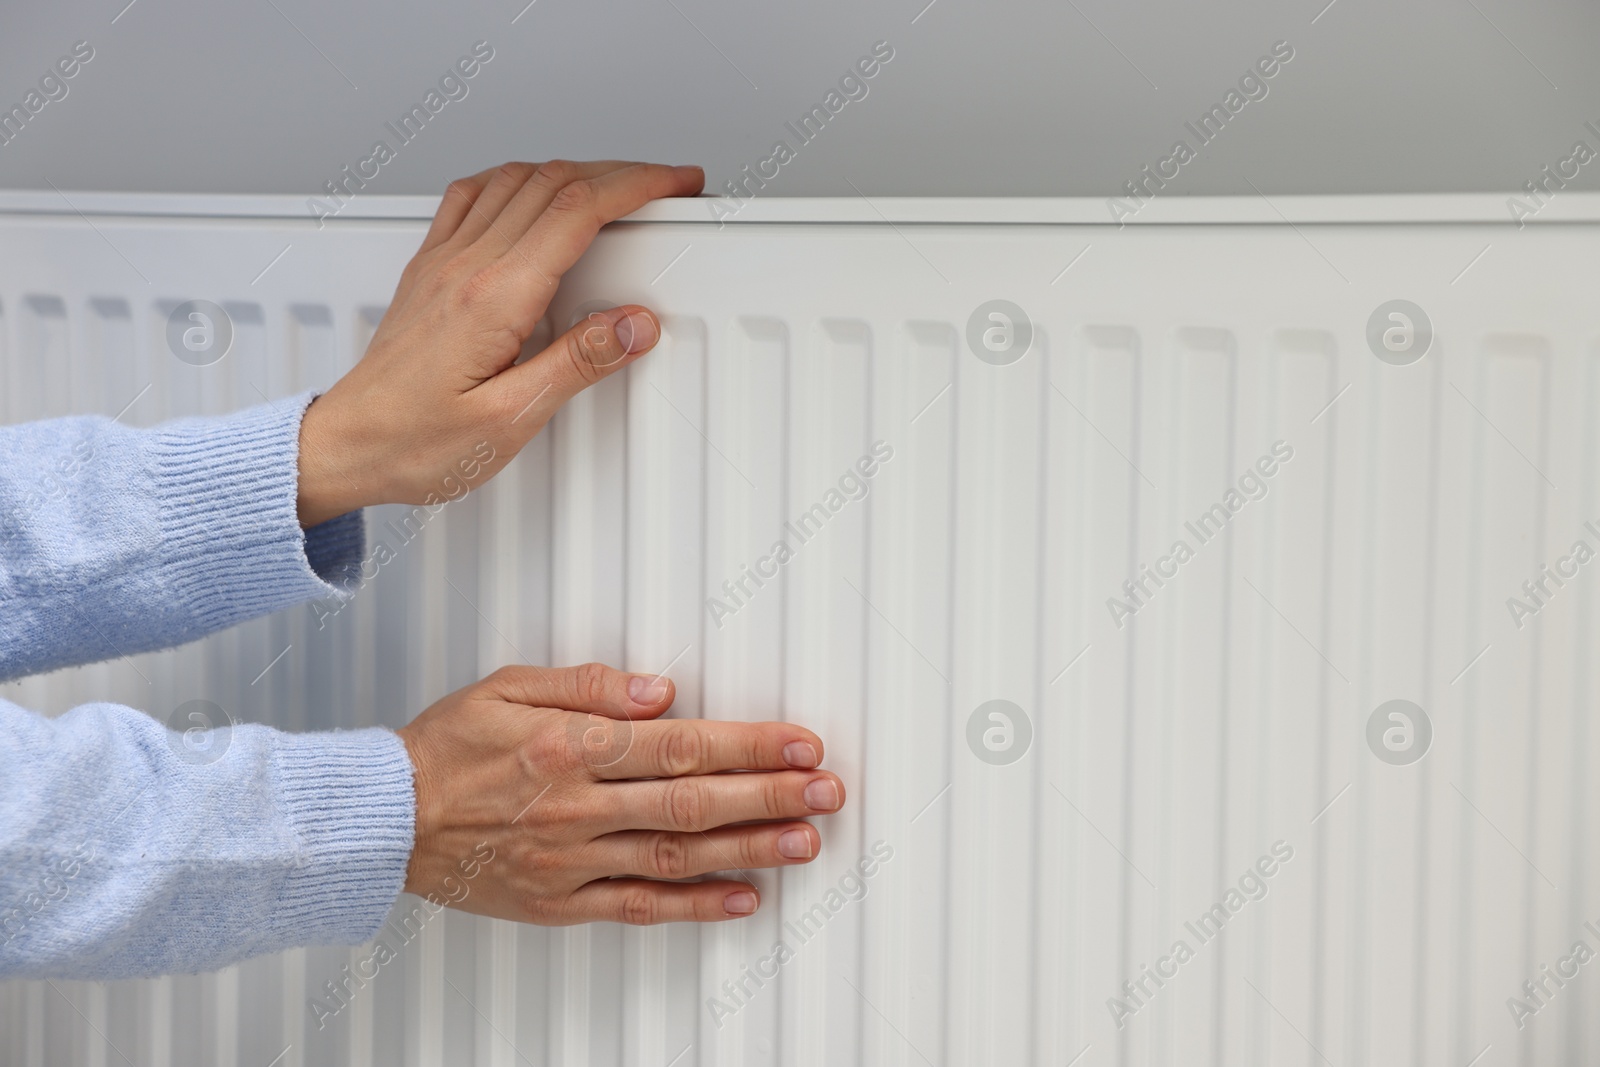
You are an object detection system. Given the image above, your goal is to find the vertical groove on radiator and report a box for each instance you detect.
[1406,331,1444,1067]
[1062,323,1141,1067]
[1024,326,1054,1065]
[1487,335,1551,1067]
[859,320,956,1067]
[625,314,708,1066]
[1573,344,1600,1066]
[19,295,70,417]
[846,321,873,1067]
[778,317,871,1067]
[948,309,1046,1065]
[702,314,789,1065]
[550,302,630,1064]
[1518,337,1558,1067]
[1148,328,1238,1067]
[1471,337,1549,1067]
[1449,332,1483,1067]
[1252,330,1339,1067]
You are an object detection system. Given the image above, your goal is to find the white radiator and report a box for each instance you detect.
[2,191,1599,1067]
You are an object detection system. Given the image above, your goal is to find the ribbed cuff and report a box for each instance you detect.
[268,727,416,947]
[148,391,365,632]
[304,510,365,589]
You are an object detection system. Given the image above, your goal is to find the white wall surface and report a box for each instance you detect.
[1,0,1598,199]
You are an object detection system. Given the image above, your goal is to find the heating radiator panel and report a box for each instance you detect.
[0,196,1598,1066]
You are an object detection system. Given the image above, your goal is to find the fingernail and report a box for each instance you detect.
[724,891,758,915]
[628,674,670,705]
[804,779,840,812]
[777,829,814,859]
[601,306,657,355]
[782,741,818,768]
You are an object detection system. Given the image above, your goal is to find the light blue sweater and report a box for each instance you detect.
[0,392,416,980]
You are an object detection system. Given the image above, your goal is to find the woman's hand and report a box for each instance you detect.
[296,160,704,527]
[396,663,844,924]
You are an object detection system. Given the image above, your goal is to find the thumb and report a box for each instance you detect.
[494,305,660,432]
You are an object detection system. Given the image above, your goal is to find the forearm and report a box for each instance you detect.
[0,697,414,980]
[0,392,365,682]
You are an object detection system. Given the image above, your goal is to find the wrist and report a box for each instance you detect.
[396,723,439,896]
[296,393,365,527]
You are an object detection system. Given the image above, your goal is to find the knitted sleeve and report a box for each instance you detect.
[0,698,415,979]
[0,391,364,682]
[0,392,416,979]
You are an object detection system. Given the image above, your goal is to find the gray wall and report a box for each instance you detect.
[1,0,1598,199]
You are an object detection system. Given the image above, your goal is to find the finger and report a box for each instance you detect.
[477,159,641,251]
[558,878,760,925]
[483,662,674,719]
[486,305,659,426]
[589,718,823,781]
[418,166,501,255]
[590,823,820,882]
[500,163,704,292]
[603,770,845,834]
[454,160,634,249]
